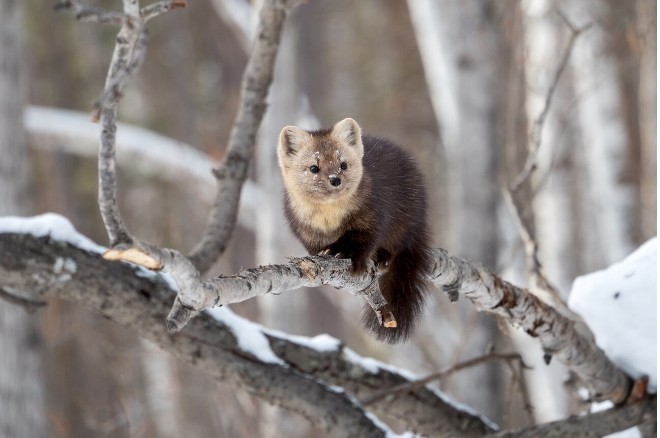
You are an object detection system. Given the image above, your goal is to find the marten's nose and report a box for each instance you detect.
[329,175,341,187]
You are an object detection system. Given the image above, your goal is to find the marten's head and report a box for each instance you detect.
[278,118,364,204]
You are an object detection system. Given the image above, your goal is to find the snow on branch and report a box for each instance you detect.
[0,220,496,437]
[165,245,632,404]
[1,216,653,436]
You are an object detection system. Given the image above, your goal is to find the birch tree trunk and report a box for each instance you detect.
[255,8,314,438]
[520,0,574,421]
[567,0,643,267]
[0,1,46,436]
[407,0,504,421]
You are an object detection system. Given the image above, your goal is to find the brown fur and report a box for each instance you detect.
[278,118,432,343]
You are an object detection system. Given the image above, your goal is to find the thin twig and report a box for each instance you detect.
[361,353,528,406]
[0,288,47,314]
[54,0,185,25]
[53,1,123,25]
[141,0,187,22]
[509,15,592,193]
[502,11,594,333]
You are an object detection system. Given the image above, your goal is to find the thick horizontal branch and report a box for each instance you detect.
[0,230,494,437]
[168,247,631,404]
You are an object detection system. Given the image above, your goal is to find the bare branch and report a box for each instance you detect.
[54,0,186,25]
[141,0,186,22]
[502,12,596,345]
[509,17,592,193]
[491,395,656,438]
[53,1,123,25]
[361,352,528,406]
[0,231,494,437]
[501,189,587,323]
[163,244,631,404]
[161,249,392,333]
[427,248,631,403]
[187,0,305,274]
[172,244,630,404]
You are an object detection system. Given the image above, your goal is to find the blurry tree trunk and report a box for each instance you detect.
[256,11,316,438]
[637,0,656,240]
[519,0,575,422]
[407,0,504,421]
[0,1,46,437]
[567,0,643,267]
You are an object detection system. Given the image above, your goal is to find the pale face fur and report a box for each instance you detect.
[278,118,365,233]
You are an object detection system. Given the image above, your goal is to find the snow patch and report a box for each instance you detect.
[569,237,657,392]
[280,333,342,352]
[0,213,105,253]
[205,307,284,365]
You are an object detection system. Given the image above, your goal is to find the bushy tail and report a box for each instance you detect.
[362,245,432,343]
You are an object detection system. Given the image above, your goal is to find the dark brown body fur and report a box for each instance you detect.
[279,120,432,343]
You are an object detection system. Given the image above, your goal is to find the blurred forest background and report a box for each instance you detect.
[1,0,656,436]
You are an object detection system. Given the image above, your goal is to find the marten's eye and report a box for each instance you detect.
[309,165,320,174]
[340,162,348,171]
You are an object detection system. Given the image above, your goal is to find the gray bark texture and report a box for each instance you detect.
[0,1,46,437]
[1,232,655,437]
[0,233,494,438]
[168,246,632,405]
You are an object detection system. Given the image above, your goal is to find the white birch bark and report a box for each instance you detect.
[407,0,502,420]
[566,0,641,266]
[521,0,574,421]
[254,5,312,437]
[0,1,46,436]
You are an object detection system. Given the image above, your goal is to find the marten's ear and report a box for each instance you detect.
[332,118,363,155]
[278,125,309,164]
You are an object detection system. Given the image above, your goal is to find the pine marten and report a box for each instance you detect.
[277,118,432,343]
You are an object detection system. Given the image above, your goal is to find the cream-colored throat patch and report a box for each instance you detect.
[293,198,352,233]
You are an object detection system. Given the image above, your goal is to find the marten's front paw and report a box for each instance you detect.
[349,256,369,274]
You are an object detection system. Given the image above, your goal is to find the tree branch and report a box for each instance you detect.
[426,248,631,404]
[509,17,592,193]
[361,352,528,407]
[491,395,656,438]
[0,230,495,437]
[166,245,631,404]
[187,0,305,274]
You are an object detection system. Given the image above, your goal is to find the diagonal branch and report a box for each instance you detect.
[56,0,184,249]
[187,0,305,274]
[427,249,631,403]
[509,16,592,193]
[361,352,528,407]
[503,13,594,332]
